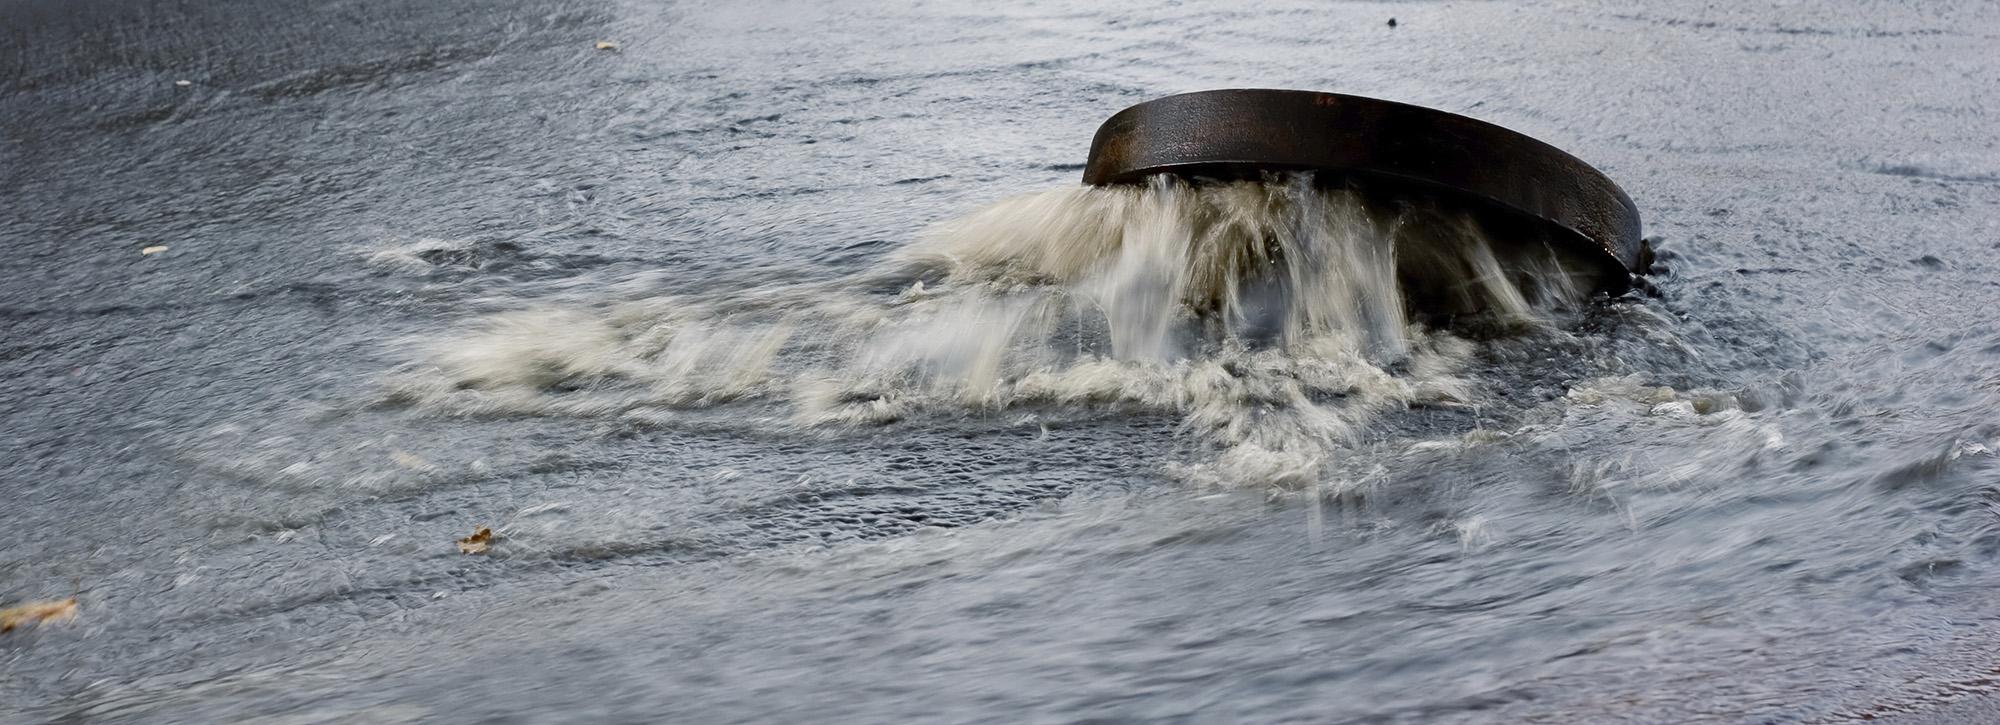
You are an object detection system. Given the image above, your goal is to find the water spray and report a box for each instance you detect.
[405,90,1655,481]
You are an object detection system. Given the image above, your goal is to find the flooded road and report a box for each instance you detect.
[4,0,1999,721]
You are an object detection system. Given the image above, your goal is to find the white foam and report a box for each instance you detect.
[390,175,1594,490]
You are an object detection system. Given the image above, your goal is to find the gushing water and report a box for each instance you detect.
[390,174,1599,490]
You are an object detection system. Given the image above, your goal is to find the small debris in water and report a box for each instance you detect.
[457,527,495,554]
[1,598,78,634]
[593,41,619,51]
[173,79,192,87]
[141,245,169,255]
[1387,18,1398,28]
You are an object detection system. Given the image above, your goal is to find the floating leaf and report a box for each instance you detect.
[456,527,494,555]
[594,40,619,51]
[0,598,77,634]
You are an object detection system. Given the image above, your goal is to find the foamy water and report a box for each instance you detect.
[386,174,1603,490]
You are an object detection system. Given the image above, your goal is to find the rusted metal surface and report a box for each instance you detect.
[1084,89,1645,290]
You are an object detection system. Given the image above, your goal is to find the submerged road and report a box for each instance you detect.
[4,0,2000,722]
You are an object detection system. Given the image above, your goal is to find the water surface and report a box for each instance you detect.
[3,0,1999,721]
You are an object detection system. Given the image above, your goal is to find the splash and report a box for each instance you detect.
[387,174,1602,489]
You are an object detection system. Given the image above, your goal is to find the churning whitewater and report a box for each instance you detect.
[386,174,1605,490]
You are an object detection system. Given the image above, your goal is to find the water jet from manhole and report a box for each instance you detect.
[1081,89,1647,300]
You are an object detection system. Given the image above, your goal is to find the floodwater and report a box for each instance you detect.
[3,0,1999,722]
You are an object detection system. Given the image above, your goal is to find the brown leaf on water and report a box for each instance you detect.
[456,527,494,555]
[0,598,78,634]
[593,40,619,51]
